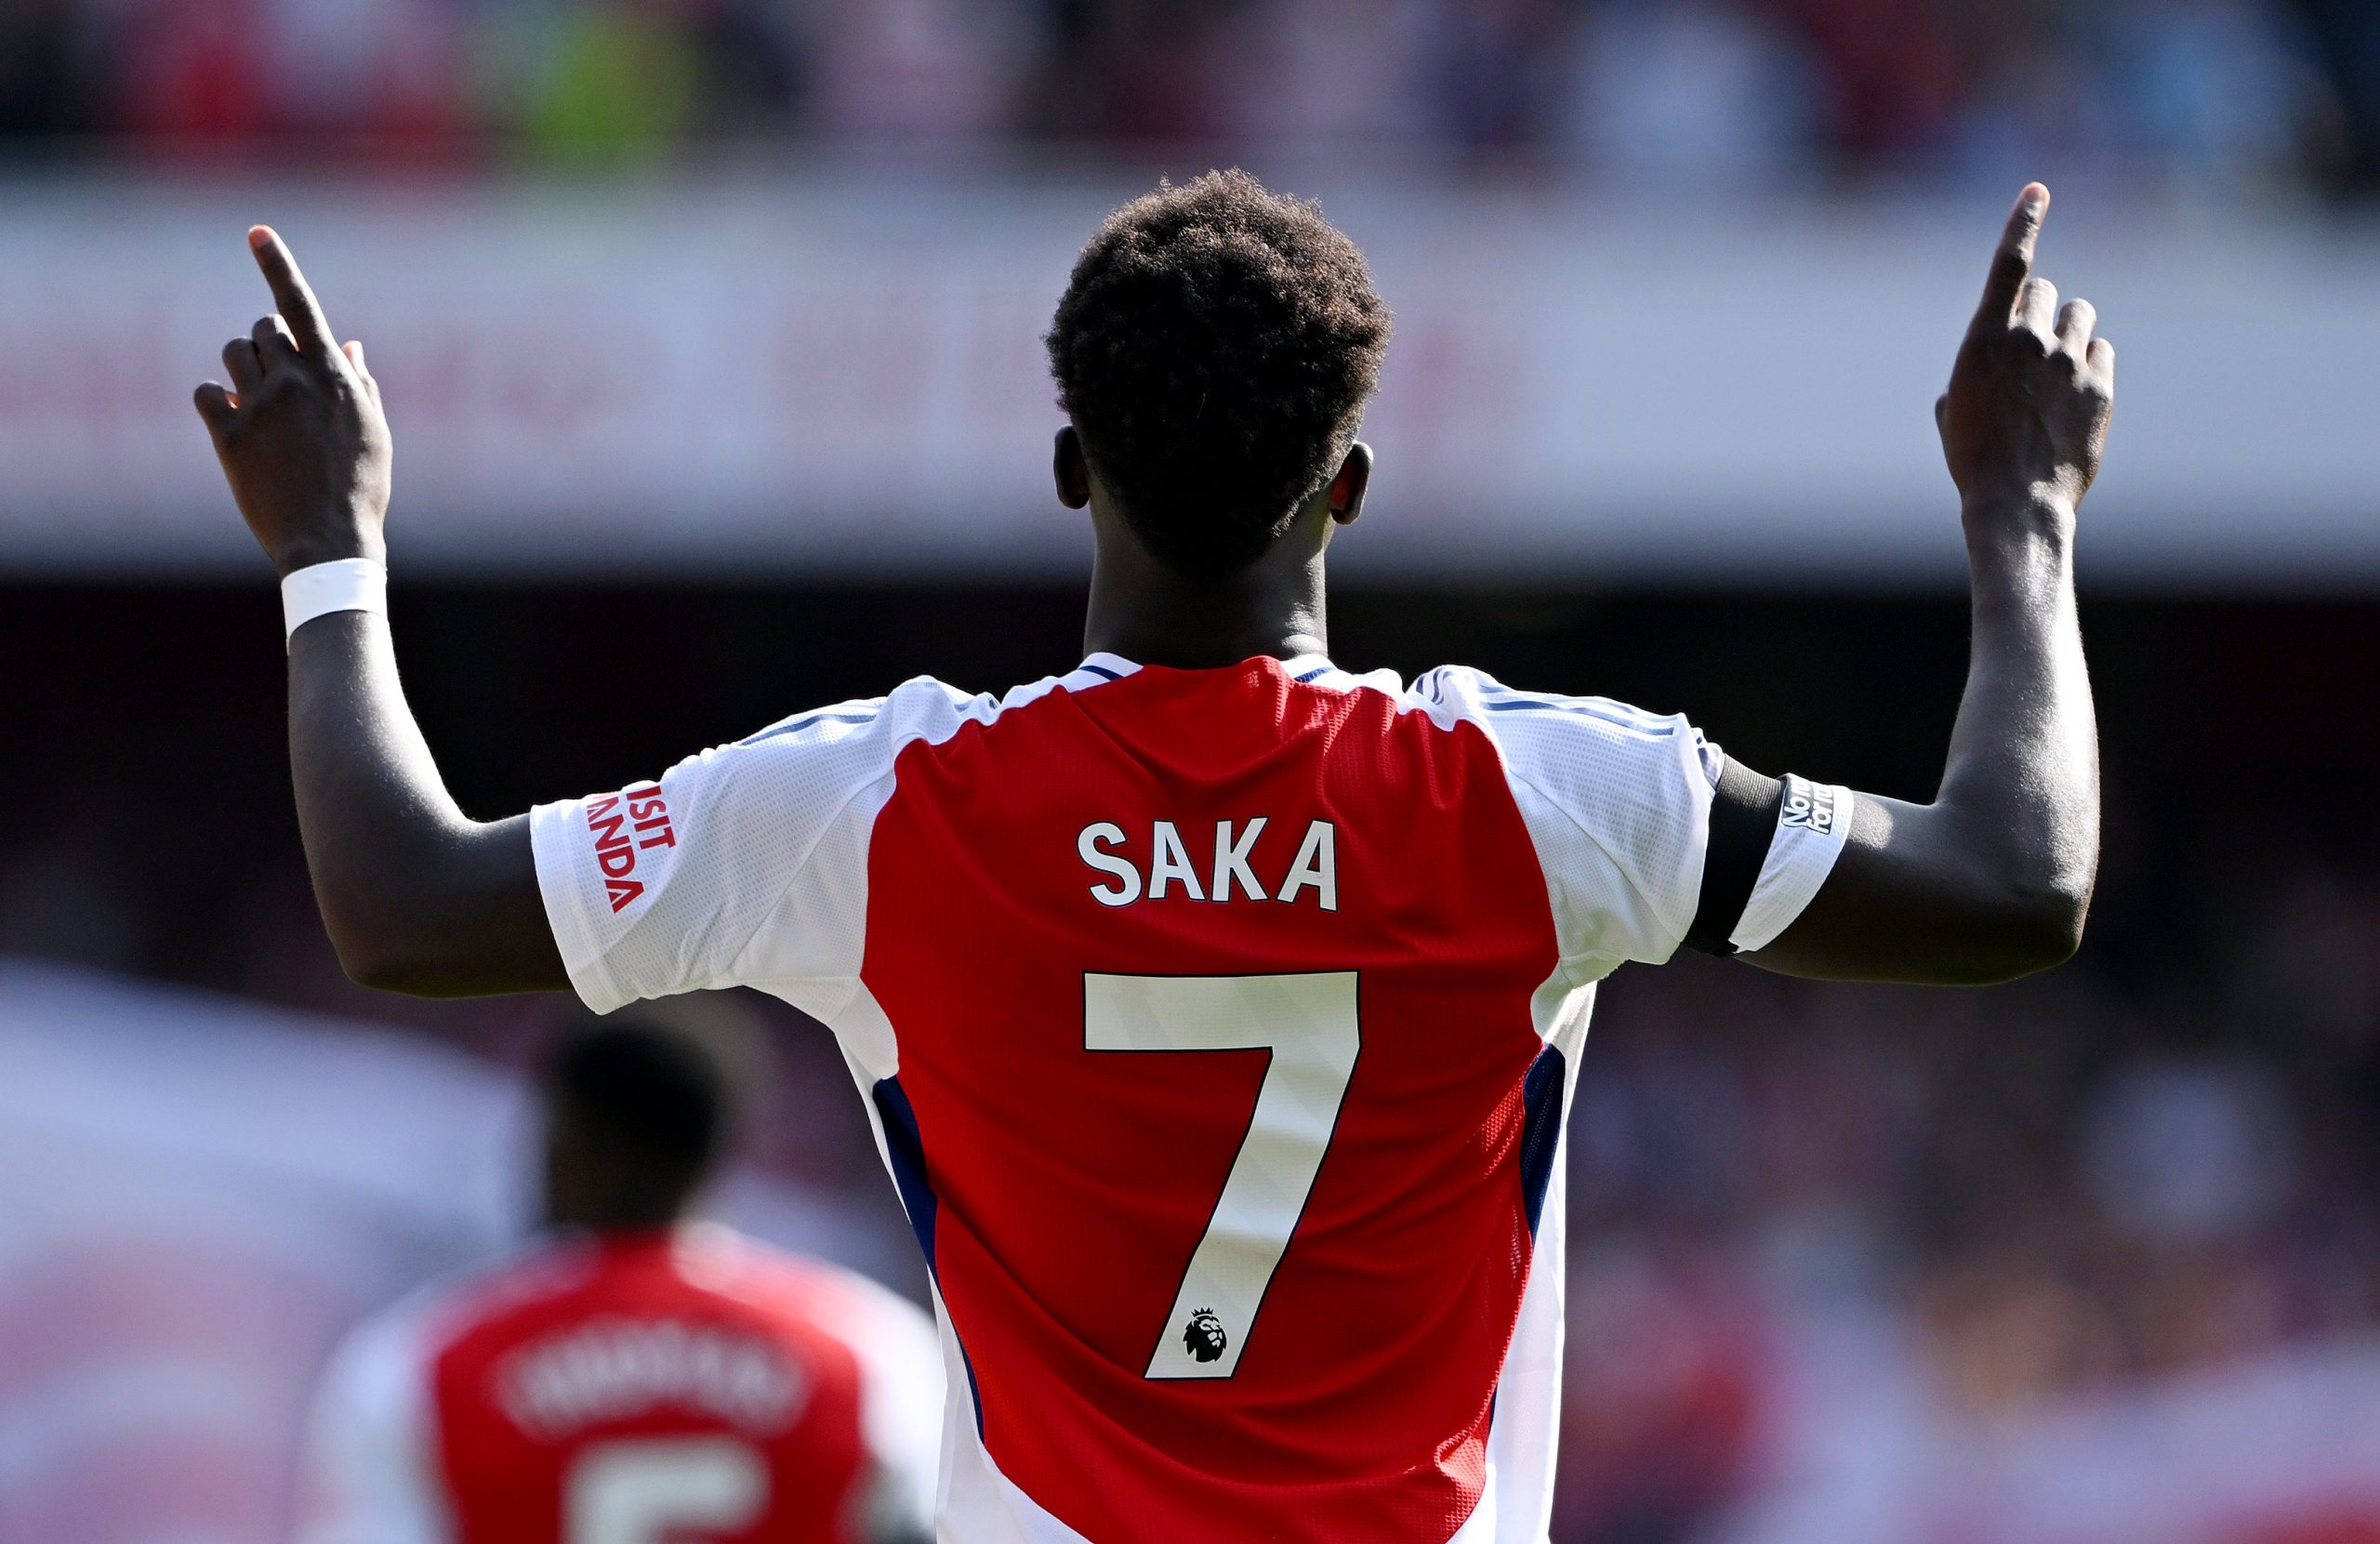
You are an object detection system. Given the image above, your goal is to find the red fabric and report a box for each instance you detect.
[2246,1519,2380,1544]
[864,658,1559,1542]
[428,1235,871,1544]
[112,0,271,141]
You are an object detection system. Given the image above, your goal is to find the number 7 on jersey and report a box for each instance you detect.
[1083,971,1361,1379]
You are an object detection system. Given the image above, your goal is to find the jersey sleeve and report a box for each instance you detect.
[530,678,977,1019]
[293,1311,449,1544]
[1418,666,1725,974]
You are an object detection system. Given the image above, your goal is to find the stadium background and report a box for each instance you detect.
[6,2,2380,1541]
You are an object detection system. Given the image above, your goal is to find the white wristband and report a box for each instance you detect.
[281,558,386,647]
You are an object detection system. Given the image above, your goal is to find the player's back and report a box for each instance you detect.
[299,1226,940,1544]
[530,649,1858,1544]
[865,654,1572,1541]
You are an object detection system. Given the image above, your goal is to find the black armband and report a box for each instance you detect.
[1683,759,1784,956]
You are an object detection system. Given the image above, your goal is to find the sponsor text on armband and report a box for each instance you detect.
[1779,775,1840,838]
[586,785,676,912]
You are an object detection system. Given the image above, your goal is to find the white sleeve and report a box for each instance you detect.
[530,678,975,1019]
[293,1313,449,1544]
[1420,666,1723,973]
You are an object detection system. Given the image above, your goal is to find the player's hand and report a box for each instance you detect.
[193,227,391,577]
[1937,184,2114,522]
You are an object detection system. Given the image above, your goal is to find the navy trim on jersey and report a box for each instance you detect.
[1077,662,1124,681]
[872,1076,939,1258]
[872,1075,986,1434]
[1517,1045,1567,1236]
[1292,666,1333,683]
[739,707,880,746]
[1479,680,1662,716]
[1488,1044,1570,1437]
[1478,695,1671,740]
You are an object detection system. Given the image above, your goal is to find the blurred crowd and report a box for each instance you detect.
[3,0,2378,191]
[1547,853,2380,1540]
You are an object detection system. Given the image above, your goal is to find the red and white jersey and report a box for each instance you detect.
[529,654,1852,1544]
[297,1226,943,1544]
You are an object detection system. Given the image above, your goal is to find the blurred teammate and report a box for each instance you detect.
[203,172,2111,1543]
[297,1018,941,1544]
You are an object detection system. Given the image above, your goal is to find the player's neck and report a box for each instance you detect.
[1082,528,1331,669]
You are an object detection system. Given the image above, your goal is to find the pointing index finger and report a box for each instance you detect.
[1975,183,2049,334]
[248,225,334,353]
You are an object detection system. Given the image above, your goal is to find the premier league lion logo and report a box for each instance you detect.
[1183,1308,1228,1363]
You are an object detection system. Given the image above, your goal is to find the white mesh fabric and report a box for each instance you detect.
[1413,666,1720,977]
[529,662,1147,1020]
[531,677,985,1018]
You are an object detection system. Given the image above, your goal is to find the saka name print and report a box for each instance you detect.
[1076,818,1338,911]
[585,785,676,912]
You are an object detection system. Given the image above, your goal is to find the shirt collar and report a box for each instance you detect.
[1074,651,1338,680]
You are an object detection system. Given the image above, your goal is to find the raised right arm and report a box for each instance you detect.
[1713,184,2112,985]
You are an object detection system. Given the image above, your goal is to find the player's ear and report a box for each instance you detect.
[1327,442,1372,526]
[1053,426,1092,510]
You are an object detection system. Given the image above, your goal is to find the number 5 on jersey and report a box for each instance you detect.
[567,1436,765,1544]
[1083,972,1361,1379]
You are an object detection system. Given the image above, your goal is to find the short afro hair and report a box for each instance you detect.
[1046,170,1392,575]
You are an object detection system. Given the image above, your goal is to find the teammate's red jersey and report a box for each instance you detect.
[530,654,1853,1543]
[297,1226,941,1544]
